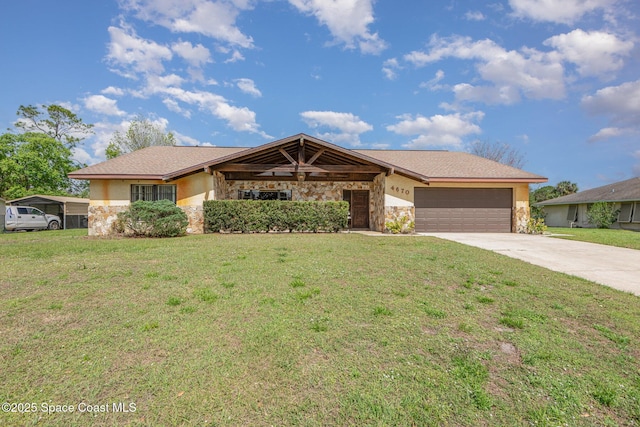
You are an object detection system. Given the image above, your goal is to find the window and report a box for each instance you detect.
[633,202,640,223]
[17,207,44,215]
[619,203,633,223]
[238,190,291,201]
[131,184,177,203]
[566,204,578,222]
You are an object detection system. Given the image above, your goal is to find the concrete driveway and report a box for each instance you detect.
[421,233,640,296]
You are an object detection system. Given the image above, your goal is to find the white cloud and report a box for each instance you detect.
[404,35,565,105]
[300,110,373,146]
[163,98,192,118]
[106,25,173,77]
[81,116,172,163]
[171,40,212,67]
[84,119,132,162]
[224,50,245,63]
[301,111,373,133]
[83,95,126,116]
[120,0,254,48]
[101,86,125,96]
[288,0,387,54]
[235,78,262,97]
[465,11,485,21]
[146,74,185,92]
[382,58,400,80]
[587,126,627,142]
[172,130,202,146]
[386,111,484,149]
[419,69,446,91]
[156,86,270,137]
[582,79,640,141]
[509,0,616,24]
[544,29,633,78]
[452,83,522,105]
[72,146,94,165]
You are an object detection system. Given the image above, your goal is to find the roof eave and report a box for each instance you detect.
[537,197,640,206]
[68,173,165,181]
[427,177,548,183]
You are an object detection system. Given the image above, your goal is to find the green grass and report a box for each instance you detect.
[548,227,640,250]
[1,229,640,426]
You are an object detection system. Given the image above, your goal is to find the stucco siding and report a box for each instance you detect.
[543,205,569,227]
[543,202,640,231]
[88,175,214,235]
[87,173,533,235]
[383,176,531,233]
[176,173,216,207]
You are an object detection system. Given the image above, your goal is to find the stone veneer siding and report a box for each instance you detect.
[225,179,385,231]
[384,206,415,233]
[88,205,127,236]
[371,173,386,232]
[88,176,391,235]
[88,204,204,236]
[213,171,226,200]
[514,200,529,233]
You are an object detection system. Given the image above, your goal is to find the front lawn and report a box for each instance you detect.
[1,230,639,426]
[548,227,640,250]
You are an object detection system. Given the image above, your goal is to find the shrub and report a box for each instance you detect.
[117,200,188,237]
[526,217,547,234]
[204,200,349,233]
[385,215,415,234]
[586,202,619,229]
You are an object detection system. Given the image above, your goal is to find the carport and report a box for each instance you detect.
[8,195,89,229]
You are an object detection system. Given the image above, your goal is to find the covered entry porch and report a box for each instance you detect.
[166,134,411,231]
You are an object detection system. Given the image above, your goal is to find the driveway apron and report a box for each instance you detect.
[421,233,640,296]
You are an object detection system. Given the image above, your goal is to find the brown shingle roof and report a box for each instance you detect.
[356,149,546,181]
[69,146,247,179]
[69,138,546,183]
[536,177,640,205]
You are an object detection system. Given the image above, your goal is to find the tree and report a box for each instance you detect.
[0,132,80,199]
[555,180,579,196]
[529,181,579,219]
[106,117,176,159]
[469,139,525,169]
[15,104,93,148]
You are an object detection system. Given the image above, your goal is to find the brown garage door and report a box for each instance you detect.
[415,188,512,232]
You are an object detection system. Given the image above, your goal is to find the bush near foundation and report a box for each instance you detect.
[204,200,349,233]
[117,200,188,237]
[587,202,619,229]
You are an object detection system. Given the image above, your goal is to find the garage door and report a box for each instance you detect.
[415,188,512,232]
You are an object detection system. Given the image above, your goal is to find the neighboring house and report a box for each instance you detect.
[7,194,90,229]
[68,133,547,235]
[536,177,640,230]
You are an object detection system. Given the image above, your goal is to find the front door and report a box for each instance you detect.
[350,190,369,229]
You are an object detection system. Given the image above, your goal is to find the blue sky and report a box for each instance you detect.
[1,0,639,190]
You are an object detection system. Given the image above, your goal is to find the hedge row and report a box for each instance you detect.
[204,200,349,233]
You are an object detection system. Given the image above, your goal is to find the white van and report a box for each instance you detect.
[4,206,61,231]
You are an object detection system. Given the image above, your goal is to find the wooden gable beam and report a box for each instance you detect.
[306,148,325,165]
[298,140,305,165]
[279,148,298,165]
